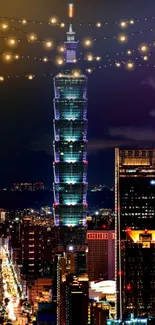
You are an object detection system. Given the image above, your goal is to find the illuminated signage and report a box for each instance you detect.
[87,232,108,240]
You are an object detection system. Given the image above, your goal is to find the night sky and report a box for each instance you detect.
[0,0,155,187]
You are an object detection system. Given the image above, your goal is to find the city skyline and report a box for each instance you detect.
[0,0,155,187]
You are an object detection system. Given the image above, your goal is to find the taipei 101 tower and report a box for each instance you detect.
[53,4,88,231]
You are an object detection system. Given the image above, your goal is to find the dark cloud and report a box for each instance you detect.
[108,126,155,141]
[141,77,155,90]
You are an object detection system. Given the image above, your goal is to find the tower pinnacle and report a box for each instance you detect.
[64,4,78,63]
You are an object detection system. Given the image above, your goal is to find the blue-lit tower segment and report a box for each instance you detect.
[53,72,88,226]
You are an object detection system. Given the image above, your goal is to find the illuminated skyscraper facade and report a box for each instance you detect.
[53,23,88,227]
[115,148,155,319]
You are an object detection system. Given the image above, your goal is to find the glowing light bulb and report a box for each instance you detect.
[50,17,57,24]
[4,54,12,61]
[96,22,102,27]
[45,41,53,48]
[27,74,35,80]
[127,50,132,55]
[119,34,127,43]
[59,46,65,52]
[115,62,121,67]
[0,76,4,82]
[120,21,127,28]
[57,58,64,65]
[139,44,149,53]
[28,34,37,42]
[22,19,27,25]
[84,39,92,47]
[126,61,134,70]
[87,54,93,61]
[60,22,65,28]
[43,57,48,62]
[129,20,134,24]
[143,55,148,61]
[14,54,20,60]
[87,68,92,73]
[1,23,8,30]
[96,56,101,61]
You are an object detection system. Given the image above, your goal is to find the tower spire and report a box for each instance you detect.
[64,3,78,63]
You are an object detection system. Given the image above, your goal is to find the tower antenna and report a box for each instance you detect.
[68,3,74,19]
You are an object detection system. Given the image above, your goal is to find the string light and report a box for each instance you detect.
[7,38,17,47]
[44,40,53,49]
[118,34,127,43]
[56,57,64,65]
[115,62,121,67]
[0,61,154,82]
[1,14,155,28]
[127,50,132,55]
[139,43,149,53]
[22,19,27,25]
[96,56,101,61]
[14,54,20,60]
[143,55,149,61]
[1,22,9,30]
[86,54,94,61]
[126,61,135,70]
[120,21,128,28]
[50,17,58,24]
[27,74,35,80]
[60,22,65,28]
[84,39,93,48]
[96,22,102,27]
[28,33,37,42]
[3,53,12,62]
[42,57,49,62]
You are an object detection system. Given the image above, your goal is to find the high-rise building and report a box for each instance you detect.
[115,148,155,319]
[87,230,115,281]
[53,20,88,227]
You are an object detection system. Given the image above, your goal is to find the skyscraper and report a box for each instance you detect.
[115,148,155,319]
[53,7,88,227]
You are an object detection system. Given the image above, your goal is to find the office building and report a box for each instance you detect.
[53,21,88,227]
[87,230,115,281]
[115,148,155,319]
